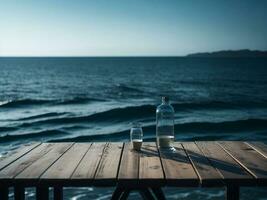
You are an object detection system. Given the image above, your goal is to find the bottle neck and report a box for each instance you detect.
[162,97,169,105]
[162,99,169,105]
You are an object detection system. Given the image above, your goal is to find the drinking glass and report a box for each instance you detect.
[130,122,143,151]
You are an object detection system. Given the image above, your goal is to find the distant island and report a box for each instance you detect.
[187,49,267,57]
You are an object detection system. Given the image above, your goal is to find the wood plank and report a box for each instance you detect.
[158,142,198,186]
[218,141,267,185]
[0,143,41,171]
[139,142,164,187]
[246,141,267,159]
[182,142,222,186]
[0,143,55,181]
[118,143,139,186]
[94,143,123,186]
[197,142,253,186]
[15,143,73,182]
[41,143,91,183]
[71,143,106,184]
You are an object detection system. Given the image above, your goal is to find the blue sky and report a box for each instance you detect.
[0,0,267,56]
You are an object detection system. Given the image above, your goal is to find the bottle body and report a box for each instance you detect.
[156,97,175,149]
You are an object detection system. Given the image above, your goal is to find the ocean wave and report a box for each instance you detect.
[47,118,267,142]
[174,118,267,132]
[1,98,267,112]
[115,84,144,93]
[0,129,67,143]
[1,118,266,143]
[56,97,106,105]
[48,131,129,142]
[138,118,267,134]
[11,104,155,127]
[18,112,69,121]
[171,100,267,110]
[5,99,267,130]
[0,126,18,132]
[0,97,106,109]
[0,99,52,108]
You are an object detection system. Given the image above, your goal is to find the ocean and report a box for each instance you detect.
[0,57,267,199]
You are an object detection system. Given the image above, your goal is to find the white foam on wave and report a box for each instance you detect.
[0,100,10,106]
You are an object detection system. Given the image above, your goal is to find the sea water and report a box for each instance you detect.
[1,57,267,200]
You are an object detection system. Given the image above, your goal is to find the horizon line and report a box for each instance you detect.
[0,55,187,58]
[1,49,266,58]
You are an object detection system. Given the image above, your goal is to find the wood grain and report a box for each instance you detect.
[94,143,123,186]
[182,142,222,186]
[71,143,106,184]
[139,142,164,186]
[15,143,73,181]
[0,142,266,188]
[0,143,41,171]
[218,141,267,184]
[118,143,139,185]
[41,143,91,182]
[246,142,267,159]
[159,142,198,186]
[0,143,54,180]
[197,142,253,186]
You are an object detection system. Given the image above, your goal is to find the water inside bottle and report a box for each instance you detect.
[156,124,174,148]
[157,135,174,148]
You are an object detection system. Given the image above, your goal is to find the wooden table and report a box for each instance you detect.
[0,141,267,200]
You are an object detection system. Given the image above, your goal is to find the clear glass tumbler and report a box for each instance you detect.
[130,122,143,151]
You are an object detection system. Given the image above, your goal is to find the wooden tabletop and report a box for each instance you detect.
[0,141,267,188]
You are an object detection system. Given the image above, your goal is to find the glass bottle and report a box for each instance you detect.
[156,96,175,150]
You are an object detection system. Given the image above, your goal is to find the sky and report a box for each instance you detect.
[0,0,267,56]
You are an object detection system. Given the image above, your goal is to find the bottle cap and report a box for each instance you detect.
[162,96,169,103]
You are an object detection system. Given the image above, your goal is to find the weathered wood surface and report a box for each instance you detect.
[218,141,267,185]
[246,141,267,159]
[71,143,106,184]
[94,143,123,186]
[118,143,139,185]
[41,143,91,182]
[182,142,222,186]
[0,143,55,182]
[139,143,164,186]
[0,143,40,171]
[0,141,267,187]
[160,142,198,186]
[16,143,73,182]
[197,142,253,185]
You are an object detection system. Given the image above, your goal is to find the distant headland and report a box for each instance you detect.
[186,49,267,57]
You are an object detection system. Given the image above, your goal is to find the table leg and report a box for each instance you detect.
[226,185,239,200]
[14,186,25,200]
[111,187,124,200]
[54,186,63,200]
[0,186,8,200]
[151,187,166,200]
[111,186,166,200]
[120,189,130,200]
[139,188,156,200]
[36,186,49,200]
